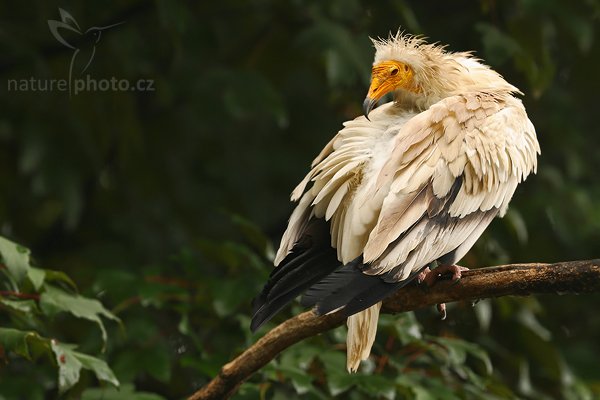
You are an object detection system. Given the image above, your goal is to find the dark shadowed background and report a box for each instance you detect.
[0,1,599,399]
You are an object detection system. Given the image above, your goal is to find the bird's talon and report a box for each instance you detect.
[418,265,469,318]
[451,266,470,281]
[439,264,469,282]
[437,303,447,320]
[416,267,431,285]
[417,264,468,287]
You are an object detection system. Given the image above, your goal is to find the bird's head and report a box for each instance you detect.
[363,32,519,117]
[84,28,103,44]
[84,22,124,44]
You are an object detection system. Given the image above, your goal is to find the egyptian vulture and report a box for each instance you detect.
[251,33,540,372]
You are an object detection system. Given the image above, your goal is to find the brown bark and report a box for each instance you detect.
[189,260,600,400]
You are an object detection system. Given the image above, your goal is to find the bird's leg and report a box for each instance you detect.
[418,263,469,320]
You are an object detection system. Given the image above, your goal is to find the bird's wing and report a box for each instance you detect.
[298,93,539,318]
[274,103,402,266]
[361,93,539,281]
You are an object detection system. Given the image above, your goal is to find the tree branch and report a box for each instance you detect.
[188,260,600,400]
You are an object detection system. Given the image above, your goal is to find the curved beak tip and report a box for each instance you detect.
[363,97,376,120]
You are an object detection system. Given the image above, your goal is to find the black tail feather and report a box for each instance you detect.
[305,260,425,317]
[251,248,318,316]
[250,246,340,332]
[251,219,344,331]
[300,258,362,307]
[301,257,379,313]
[337,266,427,316]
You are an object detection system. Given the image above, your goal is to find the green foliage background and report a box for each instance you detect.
[0,0,599,399]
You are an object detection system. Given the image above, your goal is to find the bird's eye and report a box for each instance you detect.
[390,68,399,76]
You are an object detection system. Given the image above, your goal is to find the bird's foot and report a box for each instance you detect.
[417,264,469,320]
[416,267,432,285]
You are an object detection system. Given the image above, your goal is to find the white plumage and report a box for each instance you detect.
[252,32,540,372]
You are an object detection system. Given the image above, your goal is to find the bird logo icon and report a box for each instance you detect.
[48,8,123,87]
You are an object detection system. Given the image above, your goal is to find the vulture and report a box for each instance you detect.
[251,32,540,372]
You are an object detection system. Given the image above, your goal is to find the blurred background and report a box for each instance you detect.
[0,1,599,399]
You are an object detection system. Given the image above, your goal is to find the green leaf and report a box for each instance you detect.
[82,384,165,400]
[280,343,321,370]
[0,327,114,395]
[0,298,38,314]
[0,236,31,283]
[385,312,423,344]
[0,327,50,360]
[318,351,355,395]
[398,374,463,400]
[27,267,46,291]
[40,285,121,349]
[0,327,34,359]
[465,344,493,376]
[272,344,321,394]
[327,372,355,397]
[277,365,314,395]
[355,374,396,399]
[76,352,120,387]
[412,386,439,400]
[234,383,265,400]
[51,340,119,394]
[33,266,78,291]
[435,337,493,375]
[51,341,82,394]
[434,337,467,366]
